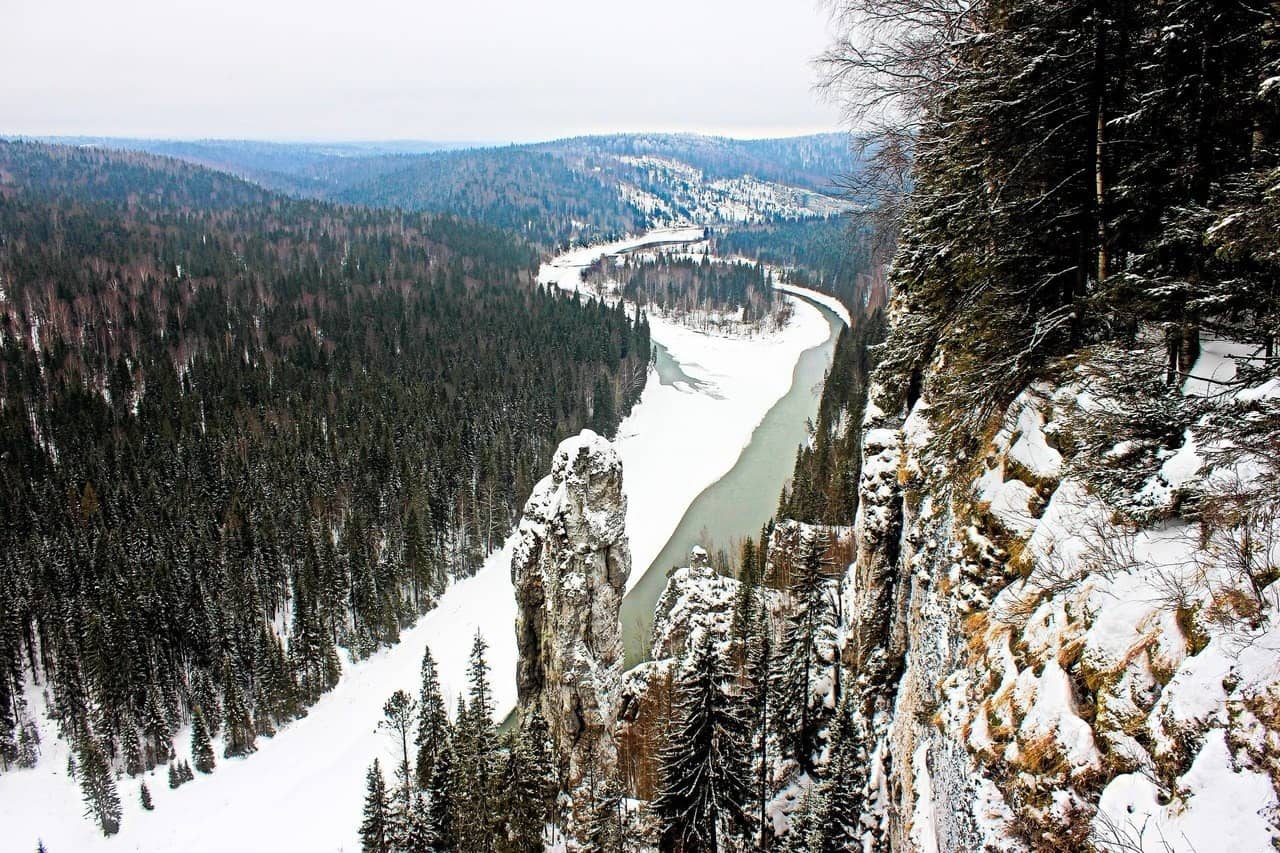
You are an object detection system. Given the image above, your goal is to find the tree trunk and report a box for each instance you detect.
[1093,0,1110,285]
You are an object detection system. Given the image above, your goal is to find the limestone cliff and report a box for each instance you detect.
[838,336,1280,851]
[511,429,631,806]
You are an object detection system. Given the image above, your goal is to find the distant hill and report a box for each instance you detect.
[24,133,861,248]
[535,132,853,193]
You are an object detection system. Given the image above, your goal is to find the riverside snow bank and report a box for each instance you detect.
[540,228,834,588]
[615,307,828,587]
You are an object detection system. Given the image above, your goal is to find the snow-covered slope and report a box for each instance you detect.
[612,154,848,226]
[839,336,1280,851]
[1,539,518,853]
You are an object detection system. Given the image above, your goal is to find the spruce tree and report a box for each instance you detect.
[141,685,171,768]
[454,634,498,852]
[401,792,432,853]
[771,532,835,773]
[140,782,154,811]
[778,788,820,853]
[744,600,774,849]
[415,645,449,789]
[122,724,144,777]
[653,634,751,852]
[16,721,40,769]
[360,760,391,853]
[221,674,256,758]
[582,773,624,853]
[498,731,544,853]
[76,736,122,837]
[425,738,456,850]
[812,697,860,853]
[730,537,761,647]
[190,710,216,774]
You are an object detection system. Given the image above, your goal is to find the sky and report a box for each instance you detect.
[3,0,844,143]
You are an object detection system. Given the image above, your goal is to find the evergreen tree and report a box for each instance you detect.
[360,760,391,853]
[190,710,216,774]
[520,708,557,830]
[140,782,154,811]
[466,632,495,724]
[16,720,40,769]
[653,634,751,852]
[415,646,449,789]
[498,710,557,852]
[730,537,761,647]
[379,688,418,820]
[771,532,835,773]
[167,762,181,789]
[122,724,144,776]
[221,674,256,758]
[425,738,456,850]
[744,601,774,849]
[778,788,820,853]
[454,634,498,852]
[400,792,433,853]
[76,736,122,837]
[812,697,860,852]
[590,378,618,438]
[498,731,543,853]
[582,773,624,853]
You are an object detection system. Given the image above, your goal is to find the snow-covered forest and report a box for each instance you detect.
[2,0,1278,851]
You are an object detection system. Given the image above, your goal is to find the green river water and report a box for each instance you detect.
[620,298,844,666]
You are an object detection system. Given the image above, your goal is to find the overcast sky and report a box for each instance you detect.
[3,0,844,142]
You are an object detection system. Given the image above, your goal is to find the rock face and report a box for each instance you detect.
[511,429,630,801]
[839,358,1280,851]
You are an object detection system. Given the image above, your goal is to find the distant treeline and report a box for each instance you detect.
[713,218,878,312]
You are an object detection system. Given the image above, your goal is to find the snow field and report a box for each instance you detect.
[1,537,518,853]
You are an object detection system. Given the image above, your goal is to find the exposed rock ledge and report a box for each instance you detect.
[511,429,631,809]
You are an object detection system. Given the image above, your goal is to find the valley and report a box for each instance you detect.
[0,220,849,852]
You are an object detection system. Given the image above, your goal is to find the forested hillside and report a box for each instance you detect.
[0,141,649,834]
[535,132,853,193]
[40,134,857,250]
[712,217,886,312]
[334,147,647,248]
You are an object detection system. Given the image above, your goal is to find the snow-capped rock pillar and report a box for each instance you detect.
[511,429,631,806]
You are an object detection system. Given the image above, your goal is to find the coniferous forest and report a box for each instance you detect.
[0,141,649,798]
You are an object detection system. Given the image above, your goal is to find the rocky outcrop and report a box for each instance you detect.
[839,356,1280,851]
[511,429,630,805]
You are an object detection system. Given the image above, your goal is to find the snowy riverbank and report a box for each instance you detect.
[537,228,834,588]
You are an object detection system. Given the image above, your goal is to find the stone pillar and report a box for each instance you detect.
[511,429,631,810]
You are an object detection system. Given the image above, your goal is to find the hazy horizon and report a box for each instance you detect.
[14,128,847,147]
[5,0,844,142]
